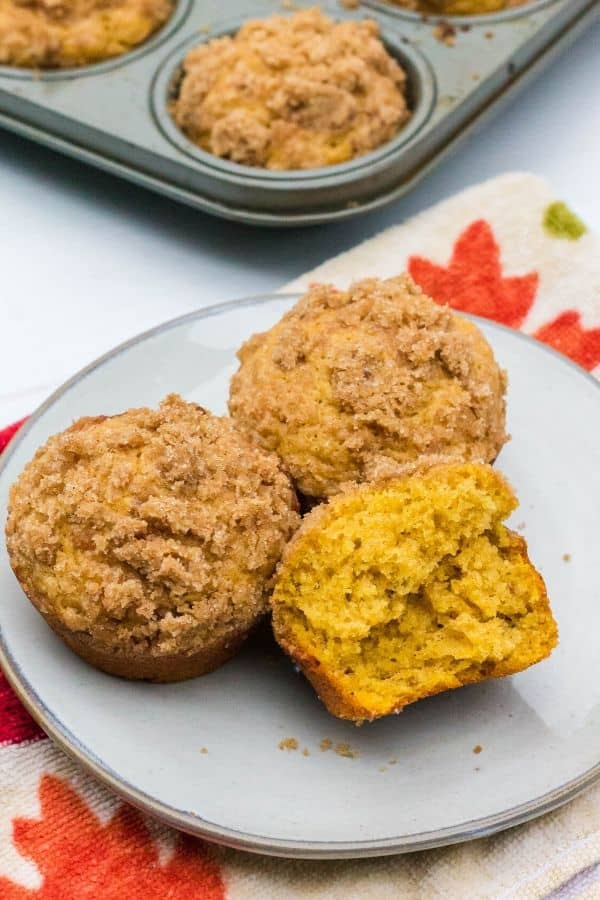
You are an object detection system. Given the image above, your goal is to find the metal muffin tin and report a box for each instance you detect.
[0,0,596,226]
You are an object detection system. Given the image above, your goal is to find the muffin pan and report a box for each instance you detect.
[0,0,596,226]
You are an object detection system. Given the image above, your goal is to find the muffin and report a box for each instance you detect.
[389,0,527,13]
[229,276,508,499]
[272,463,557,722]
[6,394,299,681]
[170,8,411,170]
[0,0,174,69]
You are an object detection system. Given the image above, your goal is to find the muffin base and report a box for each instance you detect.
[14,576,253,682]
[271,464,557,723]
[49,619,250,682]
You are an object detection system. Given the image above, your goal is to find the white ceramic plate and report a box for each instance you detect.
[1,295,599,859]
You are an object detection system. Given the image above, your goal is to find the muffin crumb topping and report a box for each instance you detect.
[171,8,411,170]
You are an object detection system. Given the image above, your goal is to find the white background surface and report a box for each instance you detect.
[1,20,599,425]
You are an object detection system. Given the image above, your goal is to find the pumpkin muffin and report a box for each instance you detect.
[0,0,174,69]
[6,395,299,681]
[170,8,411,170]
[389,0,527,14]
[272,463,557,722]
[229,275,508,499]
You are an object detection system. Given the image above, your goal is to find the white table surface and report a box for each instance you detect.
[1,21,599,427]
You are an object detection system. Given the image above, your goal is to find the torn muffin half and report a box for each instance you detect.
[271,463,557,722]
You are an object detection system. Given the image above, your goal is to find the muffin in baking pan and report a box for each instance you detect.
[388,0,529,14]
[170,7,411,170]
[229,275,508,499]
[271,463,558,722]
[0,0,174,69]
[5,394,299,681]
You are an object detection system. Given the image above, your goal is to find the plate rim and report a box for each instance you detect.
[1,292,599,859]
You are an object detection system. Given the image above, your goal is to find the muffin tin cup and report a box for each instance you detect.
[151,14,436,213]
[0,0,193,82]
[362,0,562,26]
[0,0,595,225]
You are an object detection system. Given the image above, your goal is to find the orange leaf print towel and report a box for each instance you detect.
[0,775,225,900]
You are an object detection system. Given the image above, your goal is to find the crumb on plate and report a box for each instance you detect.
[335,742,360,758]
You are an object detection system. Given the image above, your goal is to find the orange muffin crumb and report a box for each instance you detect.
[272,464,557,722]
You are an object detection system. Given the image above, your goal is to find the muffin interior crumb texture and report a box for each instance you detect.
[171,7,411,170]
[229,275,508,498]
[0,0,173,69]
[272,464,557,721]
[6,394,299,673]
